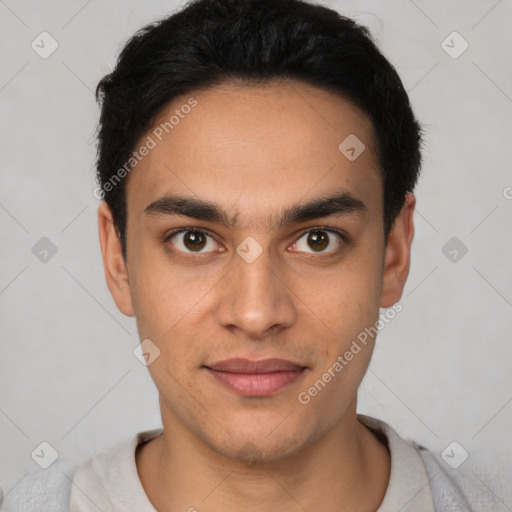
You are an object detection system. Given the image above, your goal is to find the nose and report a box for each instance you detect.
[215,242,297,339]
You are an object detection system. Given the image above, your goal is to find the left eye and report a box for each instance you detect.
[291,229,344,254]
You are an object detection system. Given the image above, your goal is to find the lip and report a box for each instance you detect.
[204,358,307,397]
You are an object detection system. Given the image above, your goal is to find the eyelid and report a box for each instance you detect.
[294,226,347,240]
[163,226,216,242]
[163,227,222,250]
[291,226,347,255]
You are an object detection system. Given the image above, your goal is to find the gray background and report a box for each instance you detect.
[1,0,511,504]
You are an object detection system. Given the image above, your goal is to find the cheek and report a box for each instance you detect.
[297,283,381,416]
[128,249,215,377]
[128,245,206,336]
[297,251,383,405]
[308,257,382,341]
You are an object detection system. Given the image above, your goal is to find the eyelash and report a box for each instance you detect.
[162,226,348,259]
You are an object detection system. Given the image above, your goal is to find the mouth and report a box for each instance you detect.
[203,358,308,397]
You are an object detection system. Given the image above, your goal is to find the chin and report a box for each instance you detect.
[206,419,319,466]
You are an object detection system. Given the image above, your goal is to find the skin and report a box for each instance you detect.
[98,79,415,512]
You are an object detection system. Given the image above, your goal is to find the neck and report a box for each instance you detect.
[136,404,391,512]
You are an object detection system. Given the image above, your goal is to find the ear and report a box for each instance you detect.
[97,202,134,317]
[380,192,416,308]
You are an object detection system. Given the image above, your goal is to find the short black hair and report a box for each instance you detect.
[95,0,423,257]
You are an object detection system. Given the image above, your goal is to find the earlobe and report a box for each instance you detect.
[380,192,416,308]
[97,202,135,317]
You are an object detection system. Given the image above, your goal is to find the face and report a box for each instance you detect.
[99,79,414,462]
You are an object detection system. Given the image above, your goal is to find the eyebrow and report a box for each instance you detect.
[144,190,367,230]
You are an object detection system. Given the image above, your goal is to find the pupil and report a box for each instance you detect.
[308,231,328,251]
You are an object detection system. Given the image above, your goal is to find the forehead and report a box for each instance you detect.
[125,80,382,227]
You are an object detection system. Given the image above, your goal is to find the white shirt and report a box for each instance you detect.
[68,414,435,511]
[2,414,497,511]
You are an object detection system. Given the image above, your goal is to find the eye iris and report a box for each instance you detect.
[308,231,328,252]
[184,231,206,251]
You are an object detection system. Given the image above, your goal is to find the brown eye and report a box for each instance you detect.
[168,229,218,253]
[183,231,206,251]
[307,231,329,252]
[293,229,343,254]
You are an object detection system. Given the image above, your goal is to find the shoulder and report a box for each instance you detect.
[1,429,162,512]
[358,414,510,512]
[415,444,509,512]
[0,459,77,512]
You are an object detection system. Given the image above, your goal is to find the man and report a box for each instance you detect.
[1,0,494,510]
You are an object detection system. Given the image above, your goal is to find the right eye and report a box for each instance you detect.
[165,229,222,254]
